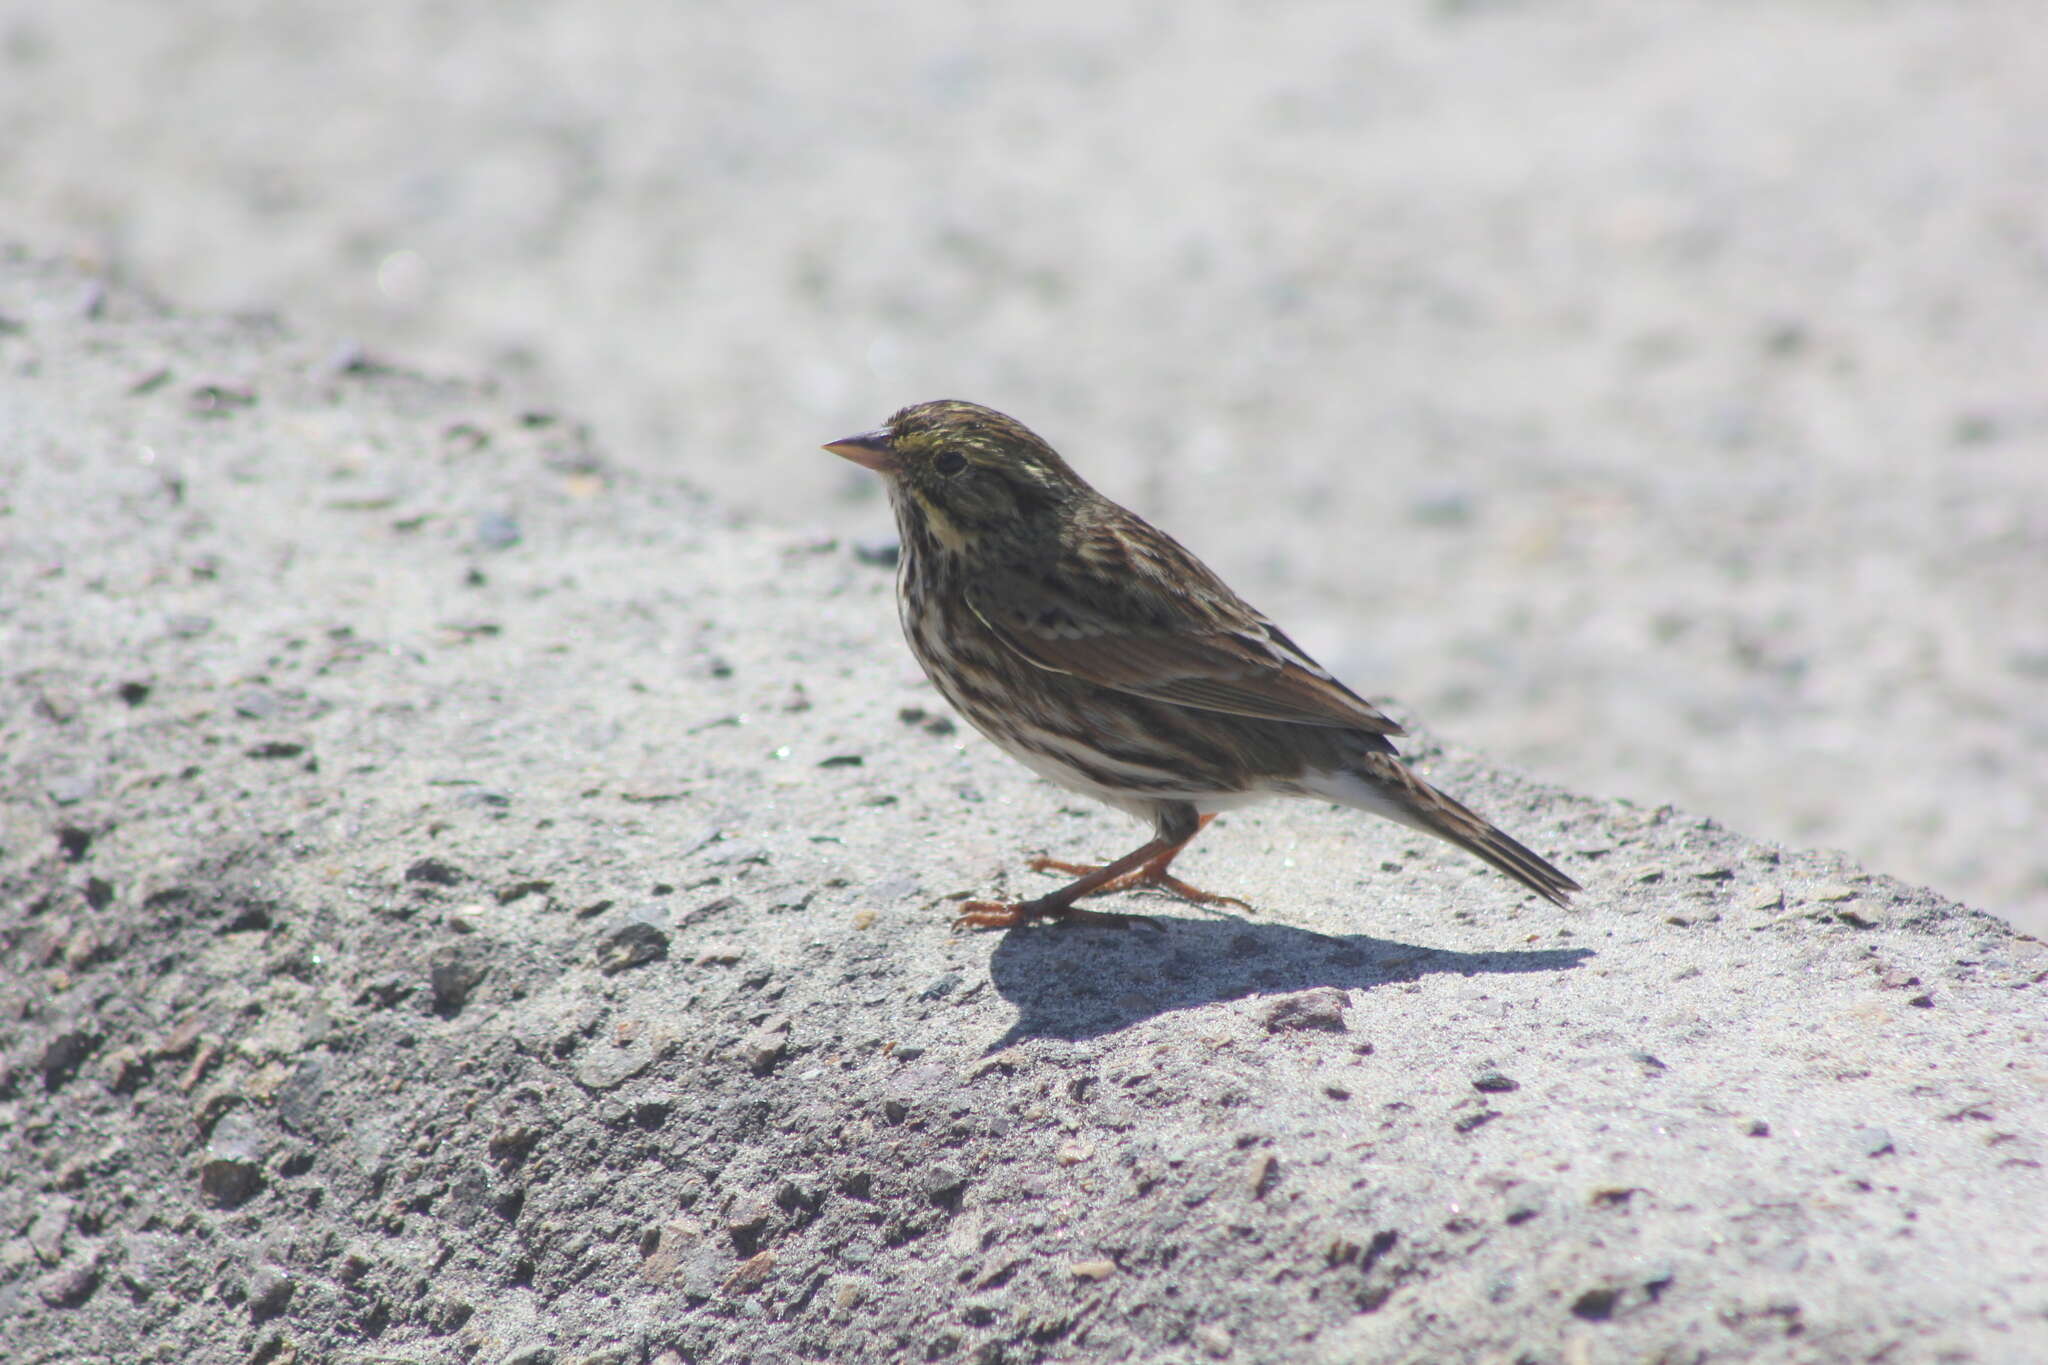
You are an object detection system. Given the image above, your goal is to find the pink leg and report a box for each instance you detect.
[958,815,1247,930]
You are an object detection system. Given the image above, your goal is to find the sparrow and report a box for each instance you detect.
[826,400,1579,928]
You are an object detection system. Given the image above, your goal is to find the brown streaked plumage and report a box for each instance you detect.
[825,399,1580,929]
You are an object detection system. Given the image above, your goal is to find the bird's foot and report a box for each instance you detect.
[953,897,1164,933]
[1026,856,1252,911]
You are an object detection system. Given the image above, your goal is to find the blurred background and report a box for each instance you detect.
[6,1,2043,933]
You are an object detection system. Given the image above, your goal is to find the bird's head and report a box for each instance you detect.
[824,400,1089,551]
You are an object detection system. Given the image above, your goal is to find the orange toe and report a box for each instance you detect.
[954,900,1030,931]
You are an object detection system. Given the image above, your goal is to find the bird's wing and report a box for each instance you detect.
[964,524,1403,734]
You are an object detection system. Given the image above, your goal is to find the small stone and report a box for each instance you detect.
[1744,885,1785,913]
[774,1178,820,1215]
[1472,1070,1519,1094]
[1856,1126,1896,1158]
[178,1038,223,1091]
[1056,1142,1093,1165]
[972,1255,1025,1290]
[1244,1151,1279,1198]
[1069,1258,1116,1281]
[1832,900,1884,928]
[127,366,173,395]
[742,1017,791,1075]
[244,740,305,760]
[576,1031,658,1090]
[248,1266,295,1322]
[40,1029,102,1090]
[198,1113,264,1209]
[723,1250,776,1293]
[639,1219,704,1281]
[46,773,99,806]
[1745,1119,1772,1138]
[198,1150,263,1209]
[1260,987,1348,1033]
[187,379,256,413]
[922,1162,969,1208]
[233,688,283,719]
[1571,1287,1619,1321]
[38,1265,99,1308]
[275,1061,333,1137]
[429,947,490,1013]
[26,1201,70,1263]
[244,1061,293,1103]
[475,511,522,550]
[155,1016,206,1060]
[917,972,962,1002]
[192,1082,244,1137]
[322,340,374,375]
[596,919,670,975]
[1908,992,1935,1009]
[336,1243,375,1284]
[1192,1324,1234,1359]
[405,857,465,886]
[1811,883,1858,903]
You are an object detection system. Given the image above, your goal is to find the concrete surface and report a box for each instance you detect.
[3,255,2045,1364]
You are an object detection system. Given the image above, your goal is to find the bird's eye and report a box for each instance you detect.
[934,450,967,476]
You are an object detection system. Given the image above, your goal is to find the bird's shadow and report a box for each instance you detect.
[983,911,1592,1050]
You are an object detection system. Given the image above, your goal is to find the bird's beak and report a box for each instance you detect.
[823,428,898,474]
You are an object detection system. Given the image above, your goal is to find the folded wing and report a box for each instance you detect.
[965,524,1402,735]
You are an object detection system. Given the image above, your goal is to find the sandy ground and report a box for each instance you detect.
[1,0,2043,934]
[3,254,2045,1363]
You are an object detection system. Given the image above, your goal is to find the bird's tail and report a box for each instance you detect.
[1304,752,1581,907]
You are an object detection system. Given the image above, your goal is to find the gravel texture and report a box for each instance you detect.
[4,256,2045,1364]
[1,1,2045,934]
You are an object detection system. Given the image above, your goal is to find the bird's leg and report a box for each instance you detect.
[1024,814,1250,910]
[955,834,1180,931]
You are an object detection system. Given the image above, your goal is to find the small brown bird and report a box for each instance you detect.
[826,400,1579,929]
